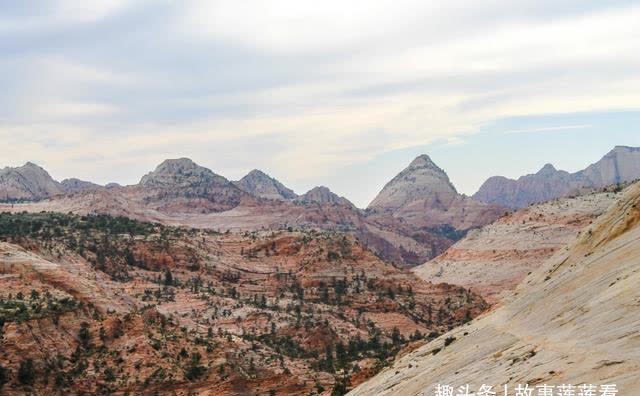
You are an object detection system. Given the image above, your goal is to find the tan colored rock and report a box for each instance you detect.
[298,186,355,208]
[0,162,63,201]
[233,169,298,201]
[413,190,618,304]
[349,181,640,396]
[367,154,504,231]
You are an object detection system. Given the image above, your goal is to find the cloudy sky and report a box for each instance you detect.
[2,0,640,207]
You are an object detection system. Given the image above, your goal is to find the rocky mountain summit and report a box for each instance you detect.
[474,145,640,209]
[298,186,355,208]
[0,162,63,201]
[368,154,457,211]
[367,155,504,231]
[138,158,247,213]
[233,169,297,201]
[140,158,231,189]
[60,178,101,193]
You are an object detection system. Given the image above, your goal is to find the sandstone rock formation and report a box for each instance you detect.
[138,158,248,213]
[349,181,640,395]
[367,154,504,231]
[60,178,102,193]
[298,186,355,208]
[474,146,640,209]
[413,190,618,304]
[0,162,63,201]
[140,158,230,189]
[233,169,297,201]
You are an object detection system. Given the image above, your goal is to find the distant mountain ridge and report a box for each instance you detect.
[0,155,497,266]
[473,145,640,209]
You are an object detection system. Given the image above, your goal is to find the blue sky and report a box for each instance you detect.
[1,1,639,207]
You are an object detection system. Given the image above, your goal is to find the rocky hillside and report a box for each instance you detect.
[137,158,249,213]
[0,162,63,202]
[413,189,618,304]
[0,212,486,395]
[233,169,297,201]
[474,145,640,209]
[349,181,640,395]
[367,155,504,231]
[0,157,484,267]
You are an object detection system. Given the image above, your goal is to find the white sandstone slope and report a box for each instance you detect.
[413,191,619,304]
[349,182,640,395]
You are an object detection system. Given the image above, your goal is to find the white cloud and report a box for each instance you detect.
[1,0,639,200]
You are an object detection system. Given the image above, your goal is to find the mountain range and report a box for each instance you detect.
[1,146,639,269]
[473,145,640,208]
[0,155,505,267]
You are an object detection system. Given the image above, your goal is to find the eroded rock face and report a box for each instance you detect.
[0,162,63,201]
[367,155,504,231]
[369,155,457,212]
[578,145,640,186]
[413,190,618,304]
[60,178,102,193]
[140,158,230,189]
[233,169,297,201]
[349,181,640,396]
[138,158,247,213]
[298,186,355,208]
[474,146,640,209]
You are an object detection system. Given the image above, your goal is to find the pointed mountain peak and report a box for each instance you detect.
[537,163,557,175]
[140,158,230,188]
[234,169,297,200]
[368,154,457,211]
[0,162,62,201]
[246,169,269,178]
[408,154,439,170]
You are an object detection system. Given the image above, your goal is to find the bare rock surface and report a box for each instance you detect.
[349,181,640,395]
[0,162,63,201]
[413,190,619,303]
[60,178,102,193]
[233,169,297,201]
[367,155,504,231]
[298,186,355,208]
